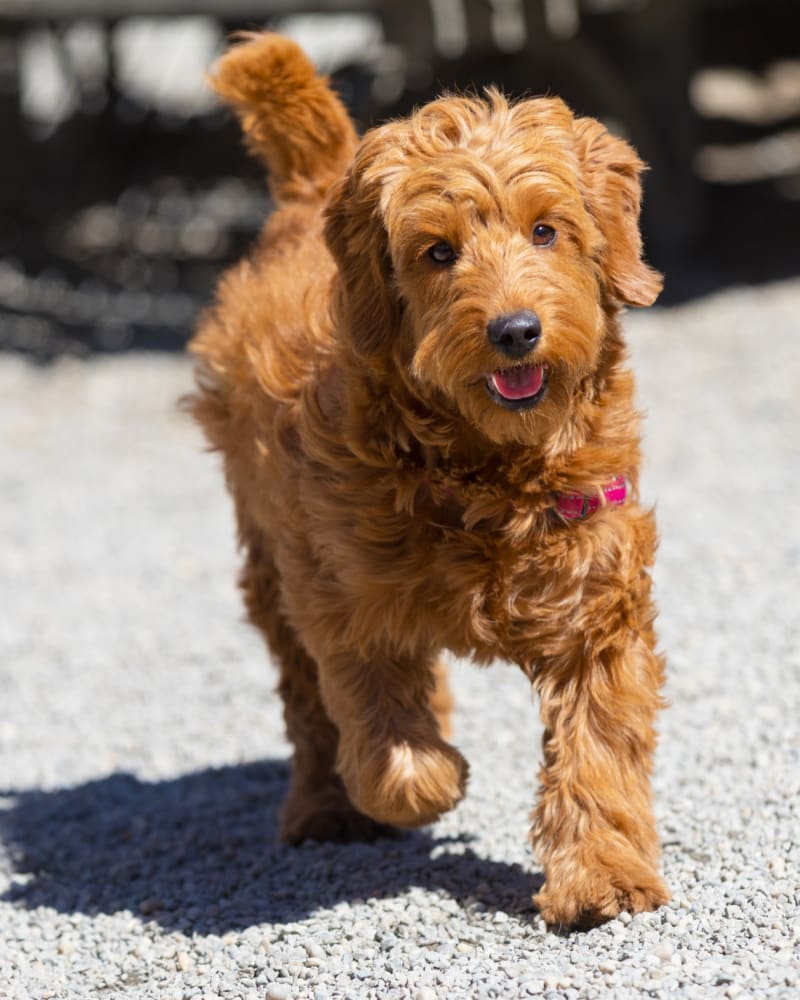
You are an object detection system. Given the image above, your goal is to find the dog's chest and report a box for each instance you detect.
[402,505,557,655]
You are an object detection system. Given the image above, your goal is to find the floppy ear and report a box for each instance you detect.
[323,130,401,357]
[573,117,663,307]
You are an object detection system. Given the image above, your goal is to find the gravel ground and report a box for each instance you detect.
[1,278,798,999]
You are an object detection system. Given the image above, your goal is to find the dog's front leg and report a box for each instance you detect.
[316,650,469,828]
[528,613,670,930]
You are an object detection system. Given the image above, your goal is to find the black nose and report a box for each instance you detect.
[487,310,541,359]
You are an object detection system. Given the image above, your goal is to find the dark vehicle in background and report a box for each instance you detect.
[1,1,798,357]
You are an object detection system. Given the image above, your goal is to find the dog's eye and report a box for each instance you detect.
[427,242,457,265]
[532,224,556,247]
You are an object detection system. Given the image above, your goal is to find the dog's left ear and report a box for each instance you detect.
[573,117,663,307]
[323,129,401,357]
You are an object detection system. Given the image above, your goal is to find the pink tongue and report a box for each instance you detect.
[491,365,544,400]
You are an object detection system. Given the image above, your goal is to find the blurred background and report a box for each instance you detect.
[0,0,798,359]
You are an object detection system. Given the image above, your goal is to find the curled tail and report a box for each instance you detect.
[211,33,358,204]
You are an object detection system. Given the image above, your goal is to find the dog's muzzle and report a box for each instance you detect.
[484,310,547,411]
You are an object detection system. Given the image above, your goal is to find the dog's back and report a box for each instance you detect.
[188,35,356,446]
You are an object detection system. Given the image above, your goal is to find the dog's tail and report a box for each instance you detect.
[211,33,357,205]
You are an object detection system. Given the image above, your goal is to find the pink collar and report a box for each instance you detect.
[553,475,627,521]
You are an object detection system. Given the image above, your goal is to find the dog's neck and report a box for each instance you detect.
[337,323,638,520]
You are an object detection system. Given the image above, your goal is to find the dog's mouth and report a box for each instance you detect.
[485,364,548,411]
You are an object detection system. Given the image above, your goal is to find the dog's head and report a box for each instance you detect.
[324,91,661,447]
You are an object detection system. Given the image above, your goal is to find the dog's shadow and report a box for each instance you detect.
[0,760,541,934]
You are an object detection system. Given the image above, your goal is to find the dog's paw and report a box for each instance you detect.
[534,859,670,931]
[345,740,469,828]
[280,786,396,844]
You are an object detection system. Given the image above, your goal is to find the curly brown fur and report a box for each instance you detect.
[187,33,670,930]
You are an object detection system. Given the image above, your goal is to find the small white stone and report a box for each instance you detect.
[652,941,674,963]
[767,857,786,877]
[266,984,292,1000]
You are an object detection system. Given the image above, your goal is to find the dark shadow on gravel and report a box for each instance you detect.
[0,761,540,934]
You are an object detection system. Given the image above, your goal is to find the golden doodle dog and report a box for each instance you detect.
[188,32,670,929]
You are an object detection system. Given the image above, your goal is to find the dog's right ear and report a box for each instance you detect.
[323,129,402,358]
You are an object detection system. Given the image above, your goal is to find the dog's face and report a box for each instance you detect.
[324,92,661,447]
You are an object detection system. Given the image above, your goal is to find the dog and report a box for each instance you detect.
[187,32,670,930]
